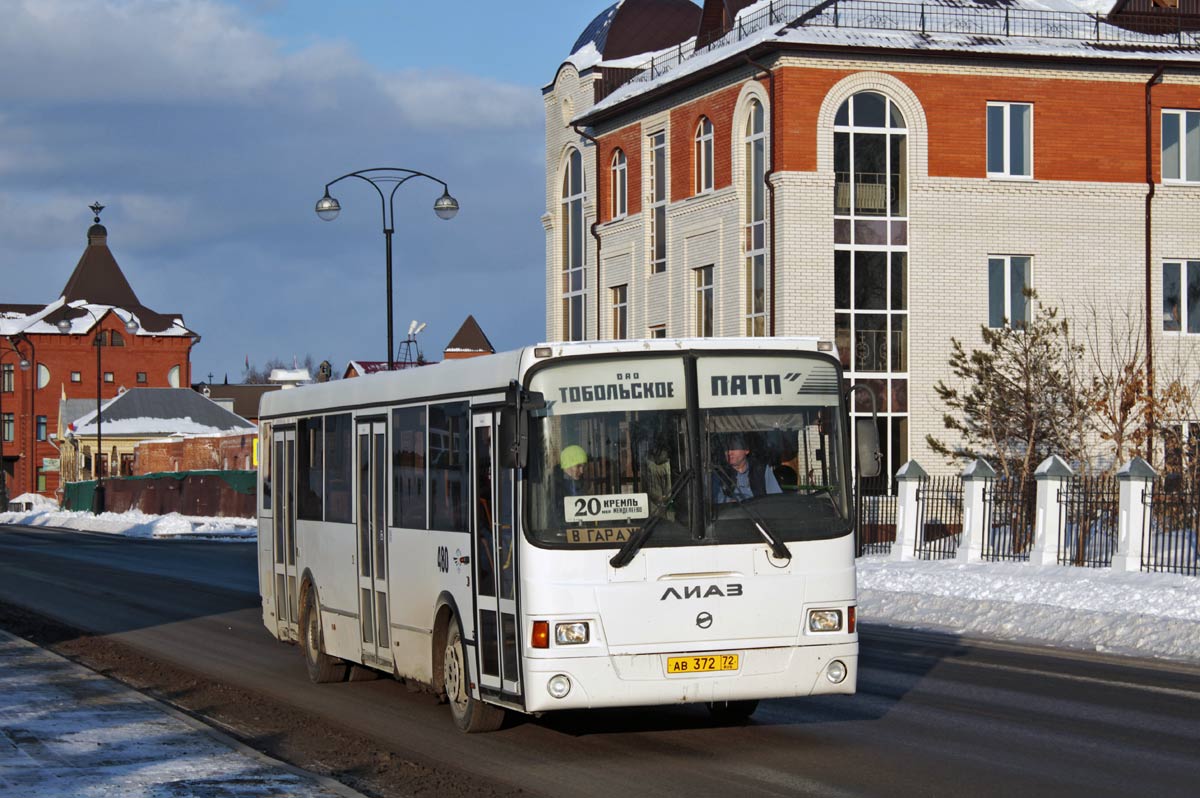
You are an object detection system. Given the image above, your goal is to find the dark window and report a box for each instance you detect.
[136,372,147,384]
[110,330,125,347]
[325,413,353,523]
[1,364,12,393]
[297,417,324,520]
[393,406,427,529]
[2,413,12,442]
[262,424,273,511]
[36,416,47,442]
[120,453,134,476]
[429,402,470,531]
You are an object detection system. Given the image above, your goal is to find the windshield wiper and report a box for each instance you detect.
[609,468,694,569]
[712,467,792,561]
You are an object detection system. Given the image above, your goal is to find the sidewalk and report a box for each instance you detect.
[0,629,363,798]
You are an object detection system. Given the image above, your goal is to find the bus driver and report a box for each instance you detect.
[714,434,781,503]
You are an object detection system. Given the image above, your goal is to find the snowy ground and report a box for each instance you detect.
[1,493,254,541]
[0,629,359,798]
[3,496,1197,665]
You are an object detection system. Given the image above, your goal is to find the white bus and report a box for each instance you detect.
[257,338,876,732]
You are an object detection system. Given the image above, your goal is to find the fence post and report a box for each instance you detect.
[956,458,995,564]
[1112,457,1156,573]
[1029,455,1073,566]
[890,460,927,562]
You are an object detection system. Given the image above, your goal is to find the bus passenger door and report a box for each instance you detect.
[272,428,298,641]
[472,412,521,700]
[357,419,392,669]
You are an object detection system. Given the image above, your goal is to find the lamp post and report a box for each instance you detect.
[57,301,139,514]
[0,341,32,512]
[315,168,459,370]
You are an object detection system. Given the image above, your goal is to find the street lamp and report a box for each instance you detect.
[315,168,459,370]
[0,341,32,512]
[57,302,139,514]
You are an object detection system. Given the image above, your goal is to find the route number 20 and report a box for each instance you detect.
[573,498,603,517]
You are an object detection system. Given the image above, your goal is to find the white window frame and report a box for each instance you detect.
[1162,109,1200,184]
[610,149,627,219]
[744,100,768,336]
[70,371,81,383]
[694,117,714,194]
[561,147,587,341]
[987,255,1033,329]
[986,102,1033,180]
[1162,260,1200,335]
[695,265,714,337]
[649,131,668,275]
[611,285,628,340]
[649,324,666,339]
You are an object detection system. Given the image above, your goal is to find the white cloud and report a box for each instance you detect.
[381,70,543,130]
[3,0,539,130]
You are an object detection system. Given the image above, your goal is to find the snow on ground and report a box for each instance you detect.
[858,556,1200,665]
[2,500,1197,663]
[0,497,254,541]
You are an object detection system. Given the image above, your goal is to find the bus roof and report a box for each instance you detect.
[258,336,828,419]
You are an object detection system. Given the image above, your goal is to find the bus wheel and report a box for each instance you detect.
[300,585,347,684]
[706,699,759,723]
[444,616,505,733]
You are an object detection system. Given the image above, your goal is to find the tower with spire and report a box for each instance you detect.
[0,205,201,500]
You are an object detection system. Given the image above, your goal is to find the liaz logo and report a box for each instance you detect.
[660,583,743,600]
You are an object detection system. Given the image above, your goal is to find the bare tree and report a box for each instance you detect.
[243,354,337,384]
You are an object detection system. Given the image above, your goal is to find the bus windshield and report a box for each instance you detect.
[525,352,850,550]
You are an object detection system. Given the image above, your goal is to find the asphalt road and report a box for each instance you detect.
[2,524,1199,797]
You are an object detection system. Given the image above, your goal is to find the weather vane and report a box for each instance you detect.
[89,202,105,223]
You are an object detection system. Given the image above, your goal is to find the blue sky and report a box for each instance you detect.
[0,0,620,382]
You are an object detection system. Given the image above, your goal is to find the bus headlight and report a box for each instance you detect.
[555,622,589,645]
[826,660,848,684]
[548,674,572,699]
[808,609,843,633]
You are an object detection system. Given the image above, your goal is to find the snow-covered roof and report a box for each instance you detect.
[581,0,1199,122]
[0,296,192,338]
[69,388,254,438]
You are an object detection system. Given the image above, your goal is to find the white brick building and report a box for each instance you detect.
[544,0,1200,482]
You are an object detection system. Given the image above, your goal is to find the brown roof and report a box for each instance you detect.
[192,383,281,419]
[43,224,188,334]
[697,0,758,49]
[444,315,495,354]
[572,0,703,61]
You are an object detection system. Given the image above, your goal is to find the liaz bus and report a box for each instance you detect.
[257,338,878,732]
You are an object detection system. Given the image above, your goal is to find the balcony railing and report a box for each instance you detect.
[600,1,1198,99]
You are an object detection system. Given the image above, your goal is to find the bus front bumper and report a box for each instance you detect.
[522,642,857,713]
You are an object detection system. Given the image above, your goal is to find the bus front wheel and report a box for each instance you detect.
[300,584,347,684]
[444,616,505,733]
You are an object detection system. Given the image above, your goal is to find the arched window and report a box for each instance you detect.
[561,148,586,342]
[833,91,909,488]
[744,100,767,336]
[695,116,714,194]
[610,149,627,220]
[167,364,181,388]
[110,329,124,347]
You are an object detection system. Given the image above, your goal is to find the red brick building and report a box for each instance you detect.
[0,214,200,499]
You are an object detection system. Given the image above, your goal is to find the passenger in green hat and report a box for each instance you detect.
[560,445,589,497]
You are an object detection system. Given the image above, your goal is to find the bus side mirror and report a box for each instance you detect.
[501,382,544,469]
[855,418,882,478]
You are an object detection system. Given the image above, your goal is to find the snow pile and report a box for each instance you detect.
[858,557,1200,664]
[8,492,58,509]
[0,505,255,541]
